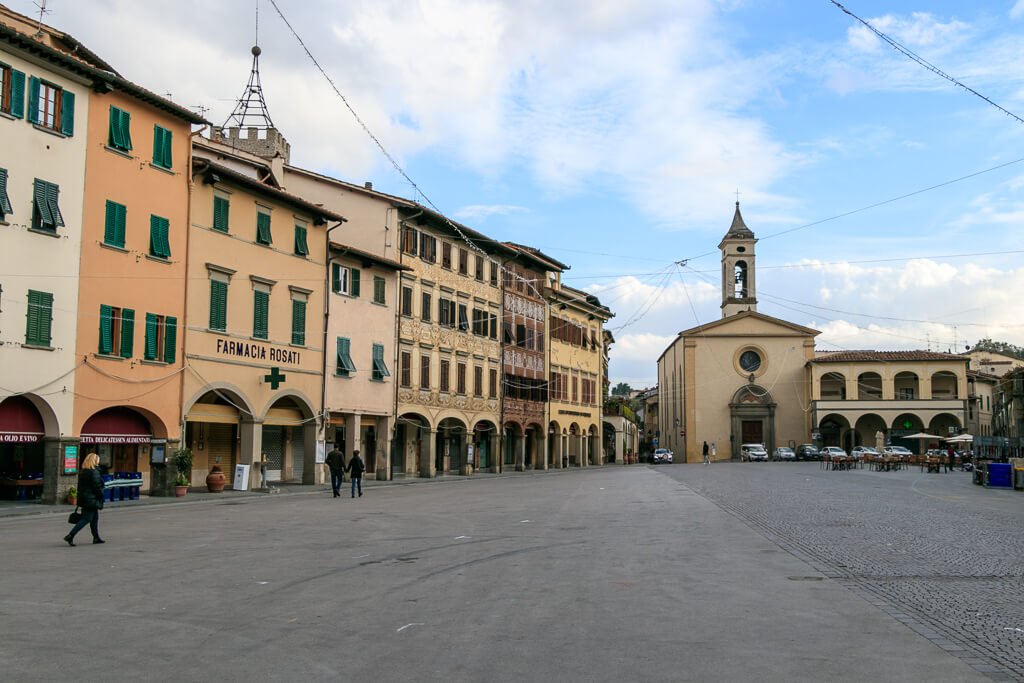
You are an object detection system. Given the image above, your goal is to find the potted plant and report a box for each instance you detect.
[66,485,77,506]
[173,447,193,497]
[205,464,226,493]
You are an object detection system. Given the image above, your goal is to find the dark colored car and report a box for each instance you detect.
[796,444,820,461]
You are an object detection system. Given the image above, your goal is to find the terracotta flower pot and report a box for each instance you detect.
[174,485,188,497]
[206,469,226,493]
[67,496,77,506]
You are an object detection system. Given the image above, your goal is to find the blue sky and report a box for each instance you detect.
[15,0,1024,388]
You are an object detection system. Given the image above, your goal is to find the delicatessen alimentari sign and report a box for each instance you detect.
[80,435,151,444]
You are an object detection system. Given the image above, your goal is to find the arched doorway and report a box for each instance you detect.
[81,407,159,490]
[729,385,776,459]
[929,413,962,441]
[603,421,617,463]
[854,413,886,451]
[393,413,429,477]
[184,387,250,488]
[503,421,522,471]
[548,421,561,468]
[0,395,47,500]
[260,395,315,483]
[473,420,496,472]
[568,422,581,466]
[891,413,924,452]
[437,417,466,474]
[818,414,851,450]
[525,422,544,469]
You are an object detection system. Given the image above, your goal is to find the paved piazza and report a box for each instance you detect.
[661,461,1024,681]
[0,465,1020,682]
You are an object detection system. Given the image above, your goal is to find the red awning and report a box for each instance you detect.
[0,396,45,443]
[81,407,152,444]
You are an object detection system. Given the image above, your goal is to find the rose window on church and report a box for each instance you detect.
[739,350,761,372]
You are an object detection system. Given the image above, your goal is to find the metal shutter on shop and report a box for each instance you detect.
[206,423,235,485]
[292,428,304,482]
[263,426,284,482]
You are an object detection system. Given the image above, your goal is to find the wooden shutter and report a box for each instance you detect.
[210,280,227,330]
[294,225,308,255]
[45,181,63,227]
[26,76,39,124]
[164,316,177,363]
[99,305,114,354]
[26,290,52,346]
[291,299,306,345]
[150,215,170,257]
[253,291,269,339]
[153,125,172,167]
[60,90,74,136]
[145,313,159,360]
[213,196,229,232]
[351,268,360,297]
[120,308,134,358]
[104,200,126,247]
[9,70,24,119]
[33,179,53,226]
[256,212,272,244]
[331,262,341,293]
[0,168,12,216]
[120,108,132,150]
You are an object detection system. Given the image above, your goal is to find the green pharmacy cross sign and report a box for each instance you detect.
[903,419,914,430]
[264,367,287,390]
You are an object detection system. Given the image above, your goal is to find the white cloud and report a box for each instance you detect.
[1013,0,1024,21]
[453,205,528,221]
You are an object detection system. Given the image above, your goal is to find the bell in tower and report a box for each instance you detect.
[719,201,757,318]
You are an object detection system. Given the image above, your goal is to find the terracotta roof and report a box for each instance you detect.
[502,242,569,272]
[329,241,409,271]
[813,350,966,363]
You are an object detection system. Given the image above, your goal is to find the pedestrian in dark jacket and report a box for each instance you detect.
[64,452,105,546]
[325,444,345,498]
[345,450,365,498]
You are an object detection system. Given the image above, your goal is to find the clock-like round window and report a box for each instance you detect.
[739,350,761,372]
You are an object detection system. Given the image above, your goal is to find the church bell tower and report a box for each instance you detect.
[719,201,757,318]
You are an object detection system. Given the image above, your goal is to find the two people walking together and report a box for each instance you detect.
[325,444,365,498]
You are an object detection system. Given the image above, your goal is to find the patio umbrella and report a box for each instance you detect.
[904,432,944,455]
[945,434,974,443]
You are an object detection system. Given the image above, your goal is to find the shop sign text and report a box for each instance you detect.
[216,338,301,365]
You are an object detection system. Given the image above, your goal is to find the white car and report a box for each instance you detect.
[822,446,847,458]
[883,446,913,458]
[774,446,796,461]
[741,443,769,462]
[851,446,879,459]
[651,448,673,464]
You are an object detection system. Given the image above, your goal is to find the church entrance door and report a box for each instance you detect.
[741,420,763,445]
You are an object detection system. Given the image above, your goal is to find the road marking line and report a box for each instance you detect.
[455,535,470,539]
[397,623,424,632]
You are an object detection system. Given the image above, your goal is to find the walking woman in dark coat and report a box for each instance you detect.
[64,452,105,546]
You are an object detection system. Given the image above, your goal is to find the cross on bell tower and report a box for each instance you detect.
[718,201,758,318]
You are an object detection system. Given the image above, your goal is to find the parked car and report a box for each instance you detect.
[850,446,880,460]
[883,446,913,459]
[822,446,847,458]
[651,448,673,464]
[741,443,769,462]
[796,444,820,461]
[773,446,796,461]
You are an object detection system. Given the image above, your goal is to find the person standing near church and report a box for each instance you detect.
[345,450,365,498]
[325,444,345,498]
[703,441,710,465]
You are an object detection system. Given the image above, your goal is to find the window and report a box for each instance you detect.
[572,376,578,403]
[294,225,309,256]
[144,313,176,362]
[149,215,170,258]
[439,298,455,328]
[32,179,64,232]
[152,125,172,168]
[401,286,413,316]
[457,362,467,394]
[527,328,534,350]
[0,168,12,221]
[442,242,452,269]
[373,276,386,305]
[331,264,360,296]
[336,337,356,376]
[458,248,468,275]
[419,233,437,262]
[25,290,53,347]
[475,255,484,281]
[1,64,27,117]
[421,292,431,322]
[372,343,390,381]
[898,388,915,400]
[458,303,469,331]
[107,106,132,151]
[472,309,487,336]
[253,290,269,339]
[256,212,272,245]
[536,330,543,351]
[420,355,430,389]
[503,321,514,344]
[490,261,498,287]
[212,196,230,232]
[440,359,450,392]
[401,226,418,255]
[489,313,497,340]
[291,299,306,345]
[29,77,73,134]
[103,200,126,248]
[516,324,526,348]
[400,351,412,387]
[99,305,134,357]
[489,368,497,398]
[209,280,227,331]
[474,366,483,396]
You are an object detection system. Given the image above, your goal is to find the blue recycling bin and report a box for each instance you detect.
[985,463,1012,488]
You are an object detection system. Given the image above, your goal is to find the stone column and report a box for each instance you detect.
[421,428,436,478]
[239,416,264,490]
[515,431,526,471]
[540,433,549,471]
[376,416,392,480]
[489,433,500,473]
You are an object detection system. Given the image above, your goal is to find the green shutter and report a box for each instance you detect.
[213,196,229,232]
[60,90,74,136]
[120,308,134,358]
[291,299,306,345]
[116,203,127,246]
[109,106,122,148]
[351,268,360,297]
[372,343,390,379]
[145,313,158,360]
[0,168,12,216]
[27,76,39,124]
[26,290,52,346]
[294,225,309,255]
[336,337,347,376]
[9,70,24,119]
[164,316,177,363]
[331,263,341,293]
[150,215,170,258]
[99,305,114,354]
[45,181,63,227]
[256,212,272,244]
[153,126,172,168]
[254,291,269,339]
[104,200,126,247]
[33,179,53,227]
[210,280,227,330]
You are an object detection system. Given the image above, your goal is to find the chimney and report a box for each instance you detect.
[364,181,373,190]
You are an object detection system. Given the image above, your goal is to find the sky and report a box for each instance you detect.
[12,0,1024,389]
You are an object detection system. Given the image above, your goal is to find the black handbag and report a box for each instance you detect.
[67,507,82,524]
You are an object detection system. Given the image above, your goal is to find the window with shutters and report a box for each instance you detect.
[253,290,269,339]
[456,362,467,394]
[527,328,534,350]
[490,261,498,287]
[335,337,356,376]
[107,105,132,151]
[256,211,272,245]
[458,303,469,331]
[421,292,431,322]
[439,297,454,328]
[489,368,497,399]
[441,242,452,269]
[149,214,171,258]
[516,324,526,348]
[489,313,498,340]
[401,226,418,255]
[475,255,484,281]
[474,366,483,396]
[400,351,412,387]
[536,330,544,351]
[440,359,450,392]
[0,63,13,115]
[103,200,126,248]
[152,125,172,168]
[31,178,64,232]
[458,248,468,275]
[29,78,73,134]
[2,66,24,119]
[330,263,360,297]
[373,276,386,304]
[294,225,309,256]
[291,298,306,346]
[372,343,390,381]
[419,233,436,263]
[143,313,167,362]
[420,355,430,389]
[572,376,578,403]
[0,168,14,221]
[401,286,413,316]
[209,279,228,331]
[25,289,53,347]
[212,195,230,232]
[98,305,134,358]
